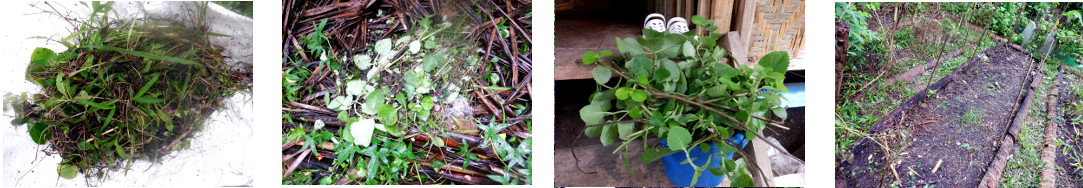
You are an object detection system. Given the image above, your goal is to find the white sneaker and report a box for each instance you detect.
[667,17,689,34]
[644,13,667,33]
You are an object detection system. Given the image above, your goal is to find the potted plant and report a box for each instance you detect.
[578,15,796,186]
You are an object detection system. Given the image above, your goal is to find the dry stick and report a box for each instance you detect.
[600,61,803,164]
[702,102,789,130]
[283,148,311,178]
[154,125,193,155]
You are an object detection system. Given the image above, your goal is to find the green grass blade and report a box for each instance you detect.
[133,97,164,104]
[85,45,204,69]
[134,74,160,99]
[76,99,115,109]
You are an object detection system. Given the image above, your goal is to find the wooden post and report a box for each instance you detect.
[711,0,735,33]
[723,31,749,66]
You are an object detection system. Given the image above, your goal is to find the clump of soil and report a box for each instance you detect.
[839,45,1036,187]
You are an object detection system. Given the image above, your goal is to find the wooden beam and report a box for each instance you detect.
[723,31,749,66]
[734,0,756,50]
[750,137,776,187]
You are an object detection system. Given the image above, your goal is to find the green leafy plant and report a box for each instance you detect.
[579,15,795,186]
[16,1,248,180]
[283,13,531,185]
[836,2,884,57]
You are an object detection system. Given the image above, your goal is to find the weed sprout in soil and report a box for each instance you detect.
[9,2,250,179]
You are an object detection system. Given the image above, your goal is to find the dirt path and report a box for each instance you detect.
[839,45,1038,187]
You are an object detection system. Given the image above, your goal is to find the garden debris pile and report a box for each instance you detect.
[10,2,250,180]
[282,0,532,185]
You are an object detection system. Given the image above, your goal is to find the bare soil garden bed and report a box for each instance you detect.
[838,44,1039,187]
[1054,70,1083,187]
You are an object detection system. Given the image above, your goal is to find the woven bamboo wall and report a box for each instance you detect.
[748,0,804,62]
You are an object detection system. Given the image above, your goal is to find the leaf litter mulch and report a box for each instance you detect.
[838,44,1040,187]
[281,0,532,185]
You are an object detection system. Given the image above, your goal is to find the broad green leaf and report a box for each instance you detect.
[629,55,653,78]
[346,80,367,96]
[353,54,372,70]
[581,51,597,64]
[725,158,738,172]
[579,102,608,125]
[327,96,351,111]
[134,74,160,99]
[591,66,611,84]
[641,146,679,163]
[584,126,602,138]
[55,73,67,98]
[615,87,631,100]
[691,15,711,26]
[362,89,387,115]
[666,126,692,151]
[422,54,442,72]
[58,164,78,179]
[661,59,681,81]
[628,107,642,119]
[709,166,726,176]
[773,108,788,119]
[424,40,436,49]
[707,85,728,97]
[600,124,617,146]
[377,104,398,126]
[408,40,421,54]
[758,51,790,73]
[631,89,649,102]
[599,50,613,57]
[421,96,435,110]
[30,47,56,66]
[374,39,393,56]
[29,122,51,144]
[698,143,711,153]
[615,37,643,56]
[351,118,376,146]
[617,122,635,140]
[682,41,695,57]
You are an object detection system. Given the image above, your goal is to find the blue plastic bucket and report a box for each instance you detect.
[660,131,748,187]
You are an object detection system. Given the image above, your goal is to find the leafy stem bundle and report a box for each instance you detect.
[579,15,793,186]
[13,2,248,180]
